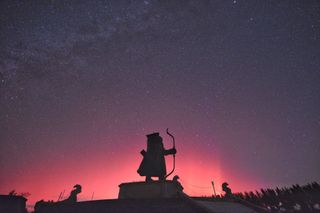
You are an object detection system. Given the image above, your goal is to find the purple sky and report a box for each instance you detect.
[0,0,319,207]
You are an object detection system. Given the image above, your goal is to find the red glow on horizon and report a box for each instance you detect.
[0,136,265,210]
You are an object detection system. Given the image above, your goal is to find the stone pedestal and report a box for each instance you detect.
[118,181,184,199]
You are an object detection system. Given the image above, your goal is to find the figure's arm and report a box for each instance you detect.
[164,148,176,156]
[140,149,146,156]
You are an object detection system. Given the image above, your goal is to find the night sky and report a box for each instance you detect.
[1,0,320,209]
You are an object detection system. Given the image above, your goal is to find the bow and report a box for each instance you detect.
[165,128,176,179]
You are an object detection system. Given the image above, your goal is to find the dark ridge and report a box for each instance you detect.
[35,198,208,213]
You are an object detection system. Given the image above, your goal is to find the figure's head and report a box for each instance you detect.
[146,132,163,152]
[146,132,161,140]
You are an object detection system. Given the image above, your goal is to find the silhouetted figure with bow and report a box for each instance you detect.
[137,132,176,182]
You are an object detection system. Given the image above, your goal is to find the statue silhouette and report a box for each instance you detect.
[137,132,176,182]
[34,184,82,212]
[222,182,232,198]
[64,184,82,203]
[172,175,184,193]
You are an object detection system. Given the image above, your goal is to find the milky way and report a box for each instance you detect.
[0,0,320,208]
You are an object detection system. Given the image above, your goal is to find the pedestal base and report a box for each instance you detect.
[118,181,184,199]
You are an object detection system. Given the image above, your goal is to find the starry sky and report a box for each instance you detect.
[0,0,320,209]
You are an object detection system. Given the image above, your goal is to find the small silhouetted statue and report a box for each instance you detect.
[65,184,82,202]
[172,175,184,196]
[222,182,233,198]
[137,132,176,182]
[34,185,82,212]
